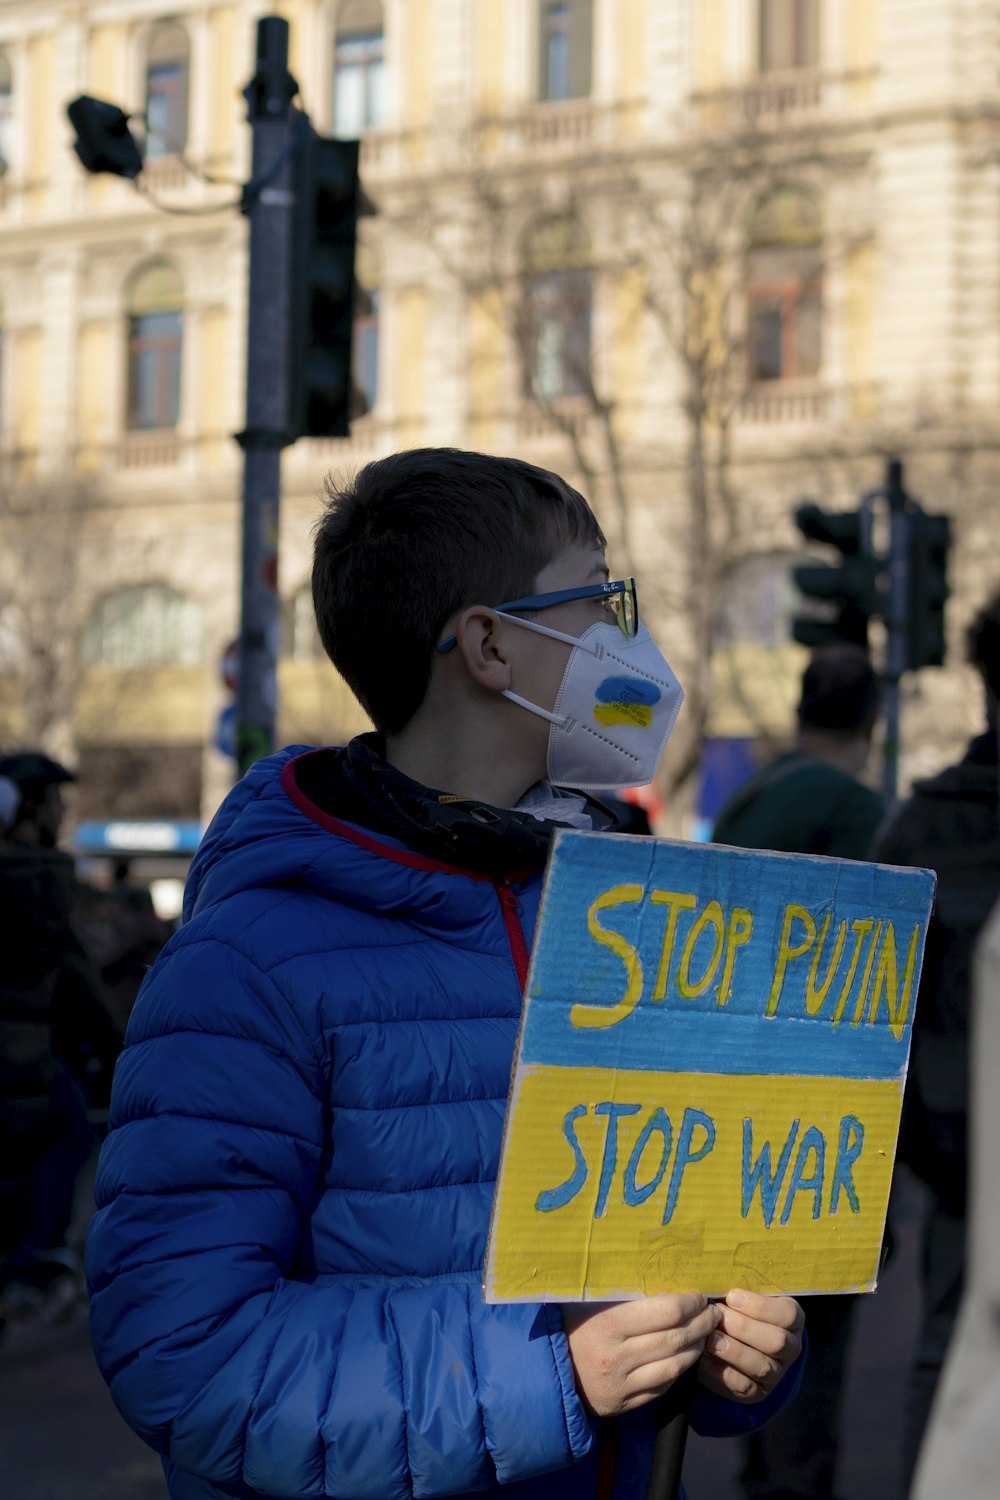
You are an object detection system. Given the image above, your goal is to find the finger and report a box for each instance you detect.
[717,1298,804,1363]
[715,1311,801,1366]
[619,1342,706,1410]
[615,1304,720,1378]
[696,1351,767,1403]
[723,1290,805,1331]
[561,1295,704,1339]
[613,1291,713,1338]
[703,1328,782,1390]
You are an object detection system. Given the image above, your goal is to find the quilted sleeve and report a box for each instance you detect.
[86,937,592,1499]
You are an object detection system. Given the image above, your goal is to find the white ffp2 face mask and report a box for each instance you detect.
[501,618,685,790]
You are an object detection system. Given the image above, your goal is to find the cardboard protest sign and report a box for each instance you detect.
[485,830,935,1302]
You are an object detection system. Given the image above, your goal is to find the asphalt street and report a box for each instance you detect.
[0,1168,928,1500]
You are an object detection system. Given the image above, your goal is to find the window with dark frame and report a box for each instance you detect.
[0,52,12,173]
[747,190,823,383]
[125,263,184,431]
[127,310,183,430]
[543,3,571,101]
[526,268,593,401]
[758,0,820,73]
[333,0,385,135]
[538,0,593,102]
[145,21,191,156]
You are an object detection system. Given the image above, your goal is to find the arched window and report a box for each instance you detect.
[84,584,204,670]
[145,20,190,156]
[0,52,12,172]
[747,189,822,383]
[538,0,592,102]
[125,262,183,430]
[717,553,800,648]
[759,0,820,74]
[520,218,592,401]
[333,0,385,136]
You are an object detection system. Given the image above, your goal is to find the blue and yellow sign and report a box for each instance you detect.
[485,831,935,1301]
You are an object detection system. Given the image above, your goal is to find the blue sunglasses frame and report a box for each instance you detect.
[435,578,638,654]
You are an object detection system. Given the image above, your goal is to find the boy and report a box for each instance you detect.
[87,450,803,1500]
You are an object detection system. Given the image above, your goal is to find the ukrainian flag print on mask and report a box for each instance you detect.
[593,676,661,730]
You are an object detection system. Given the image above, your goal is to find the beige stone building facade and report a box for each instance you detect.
[0,0,997,836]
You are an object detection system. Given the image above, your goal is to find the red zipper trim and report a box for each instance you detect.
[281,754,494,878]
[496,879,530,989]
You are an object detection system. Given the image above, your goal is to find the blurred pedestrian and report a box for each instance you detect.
[0,774,20,830]
[712,645,885,860]
[712,645,886,1500]
[0,751,121,1324]
[0,750,75,849]
[72,861,171,1033]
[871,588,1000,1493]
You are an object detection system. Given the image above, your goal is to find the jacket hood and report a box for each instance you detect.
[183,747,493,926]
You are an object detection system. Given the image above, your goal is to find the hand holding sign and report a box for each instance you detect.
[696,1289,805,1404]
[561,1293,720,1417]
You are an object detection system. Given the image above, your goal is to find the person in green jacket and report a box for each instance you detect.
[712,646,884,861]
[712,645,886,1500]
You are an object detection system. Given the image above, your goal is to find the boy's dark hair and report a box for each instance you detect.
[796,645,880,737]
[967,587,1000,705]
[312,449,605,733]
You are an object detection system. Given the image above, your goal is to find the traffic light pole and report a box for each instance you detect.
[881,459,910,804]
[790,457,950,806]
[65,21,363,780]
[235,17,296,776]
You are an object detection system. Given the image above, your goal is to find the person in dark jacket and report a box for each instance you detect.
[0,853,111,1315]
[0,750,76,850]
[86,450,804,1500]
[712,646,886,1500]
[0,752,121,1321]
[871,588,1000,1492]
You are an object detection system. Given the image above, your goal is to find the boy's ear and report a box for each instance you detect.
[452,606,512,694]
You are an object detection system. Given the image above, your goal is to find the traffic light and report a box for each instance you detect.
[791,503,880,649]
[66,95,144,179]
[287,125,361,439]
[905,510,950,669]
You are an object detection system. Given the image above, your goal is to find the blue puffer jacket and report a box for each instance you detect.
[87,748,801,1500]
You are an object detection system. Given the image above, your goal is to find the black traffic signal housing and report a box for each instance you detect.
[905,510,950,669]
[288,125,362,440]
[792,503,880,650]
[66,95,144,179]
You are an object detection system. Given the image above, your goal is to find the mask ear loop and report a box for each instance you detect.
[502,689,566,727]
[496,613,600,730]
[496,613,605,652]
